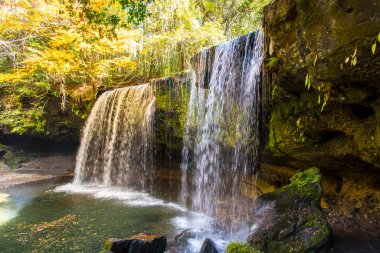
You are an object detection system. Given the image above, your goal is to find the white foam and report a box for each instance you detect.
[172,212,211,232]
[171,213,228,253]
[54,184,244,253]
[54,183,187,212]
[186,235,227,253]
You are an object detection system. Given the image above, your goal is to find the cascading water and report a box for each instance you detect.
[73,84,156,190]
[181,30,264,232]
[56,30,264,253]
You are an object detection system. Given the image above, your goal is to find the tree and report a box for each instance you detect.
[0,0,270,135]
[66,0,152,38]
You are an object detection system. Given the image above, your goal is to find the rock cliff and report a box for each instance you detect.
[261,0,380,234]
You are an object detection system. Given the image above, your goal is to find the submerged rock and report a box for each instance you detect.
[248,168,331,253]
[199,238,220,253]
[104,233,166,253]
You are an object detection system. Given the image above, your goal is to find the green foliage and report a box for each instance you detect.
[341,47,358,70]
[71,104,88,120]
[154,77,191,141]
[371,32,380,55]
[271,85,278,98]
[66,0,151,38]
[305,73,312,90]
[304,73,330,112]
[266,57,278,68]
[0,106,47,135]
[198,0,271,38]
[317,82,331,112]
[226,242,263,253]
[296,118,301,127]
[0,0,270,135]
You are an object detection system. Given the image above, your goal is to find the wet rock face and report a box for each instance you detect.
[104,233,166,253]
[248,168,332,253]
[150,71,193,167]
[199,238,220,253]
[42,95,88,142]
[262,0,380,221]
[264,0,380,85]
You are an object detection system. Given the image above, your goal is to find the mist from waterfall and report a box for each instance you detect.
[73,84,156,190]
[181,30,264,231]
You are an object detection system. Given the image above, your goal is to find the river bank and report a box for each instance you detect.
[0,155,75,189]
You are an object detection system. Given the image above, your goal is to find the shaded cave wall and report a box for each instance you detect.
[260,0,380,218]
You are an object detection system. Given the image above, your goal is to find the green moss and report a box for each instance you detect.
[283,167,322,204]
[267,91,320,150]
[302,217,330,250]
[153,78,191,147]
[252,169,329,253]
[103,239,113,251]
[226,242,263,253]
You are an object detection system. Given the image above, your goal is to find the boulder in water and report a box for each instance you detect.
[248,167,332,253]
[174,228,198,248]
[199,238,220,253]
[104,233,166,253]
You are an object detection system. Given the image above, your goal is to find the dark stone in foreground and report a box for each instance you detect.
[199,238,220,253]
[248,168,332,253]
[104,233,166,253]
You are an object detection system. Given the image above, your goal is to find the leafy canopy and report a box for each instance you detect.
[0,0,270,135]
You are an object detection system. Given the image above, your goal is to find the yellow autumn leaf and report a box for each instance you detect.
[372,43,377,55]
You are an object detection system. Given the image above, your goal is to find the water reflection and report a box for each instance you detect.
[0,181,49,225]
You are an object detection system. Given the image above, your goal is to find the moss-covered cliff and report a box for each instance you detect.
[261,0,380,222]
[151,71,193,165]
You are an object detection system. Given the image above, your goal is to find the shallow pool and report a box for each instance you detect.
[0,178,186,252]
[0,177,240,253]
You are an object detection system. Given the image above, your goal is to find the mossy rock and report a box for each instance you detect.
[283,167,322,205]
[104,233,166,253]
[226,242,263,253]
[0,143,27,170]
[248,168,332,253]
[151,72,192,149]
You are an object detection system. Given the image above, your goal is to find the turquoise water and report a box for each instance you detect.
[0,179,185,253]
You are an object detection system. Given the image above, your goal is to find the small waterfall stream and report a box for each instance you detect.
[181,30,264,232]
[74,84,156,190]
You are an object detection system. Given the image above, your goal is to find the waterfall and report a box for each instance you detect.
[181,30,264,229]
[73,84,156,190]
